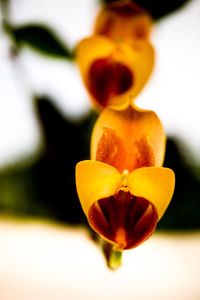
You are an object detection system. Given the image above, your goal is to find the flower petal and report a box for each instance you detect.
[128,167,175,219]
[94,1,152,41]
[88,190,158,250]
[75,160,121,215]
[91,104,165,172]
[76,36,154,109]
[95,127,126,171]
[88,57,133,108]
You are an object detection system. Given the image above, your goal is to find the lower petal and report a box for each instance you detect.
[88,190,158,250]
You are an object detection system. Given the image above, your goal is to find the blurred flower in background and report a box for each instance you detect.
[0,0,200,299]
[76,35,154,109]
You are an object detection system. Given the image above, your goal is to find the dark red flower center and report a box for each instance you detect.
[88,190,158,250]
[88,58,133,107]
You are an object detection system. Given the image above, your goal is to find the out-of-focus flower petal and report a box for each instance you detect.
[128,167,175,219]
[76,36,154,109]
[94,0,152,42]
[75,160,121,215]
[91,104,165,172]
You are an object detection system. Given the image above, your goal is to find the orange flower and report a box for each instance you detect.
[76,36,154,110]
[76,105,175,250]
[94,1,152,42]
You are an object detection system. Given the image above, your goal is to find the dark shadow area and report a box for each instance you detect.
[158,138,200,229]
[0,96,97,225]
[101,0,192,20]
[32,96,97,224]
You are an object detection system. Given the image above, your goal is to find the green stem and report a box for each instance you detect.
[101,239,123,270]
[108,249,123,270]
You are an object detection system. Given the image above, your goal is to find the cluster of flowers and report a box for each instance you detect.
[75,1,175,252]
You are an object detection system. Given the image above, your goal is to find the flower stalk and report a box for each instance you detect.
[108,249,123,270]
[74,0,175,269]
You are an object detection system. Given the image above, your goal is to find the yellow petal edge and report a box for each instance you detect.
[75,160,121,215]
[128,167,175,220]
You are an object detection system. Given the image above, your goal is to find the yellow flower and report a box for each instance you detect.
[76,35,154,110]
[76,105,175,250]
[94,0,152,42]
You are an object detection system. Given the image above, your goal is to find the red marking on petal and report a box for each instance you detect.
[134,136,155,168]
[88,190,158,250]
[88,58,133,107]
[108,2,145,17]
[134,23,148,39]
[96,127,126,171]
[97,15,115,36]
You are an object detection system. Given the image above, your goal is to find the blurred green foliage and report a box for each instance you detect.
[0,162,48,217]
[158,139,200,230]
[0,97,97,225]
[4,22,74,59]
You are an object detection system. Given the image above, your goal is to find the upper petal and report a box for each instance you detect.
[94,1,152,41]
[128,167,175,219]
[75,160,121,215]
[91,104,166,172]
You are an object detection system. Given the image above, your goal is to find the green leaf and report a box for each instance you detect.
[9,23,74,60]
